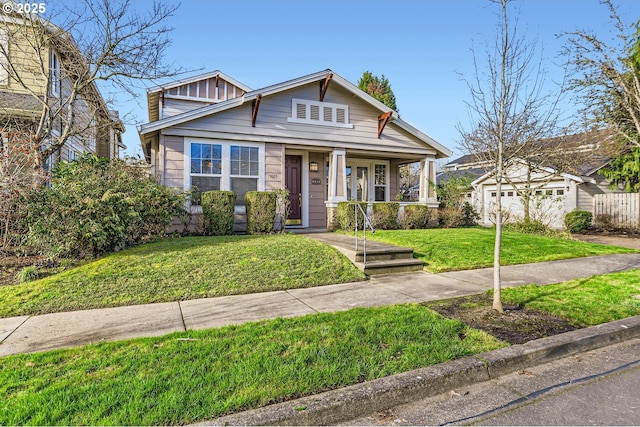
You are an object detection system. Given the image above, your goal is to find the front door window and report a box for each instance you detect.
[356,166,368,201]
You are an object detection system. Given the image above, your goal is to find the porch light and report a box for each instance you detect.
[309,161,319,172]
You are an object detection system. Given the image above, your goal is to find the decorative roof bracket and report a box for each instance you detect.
[378,111,393,138]
[251,93,262,127]
[319,72,333,101]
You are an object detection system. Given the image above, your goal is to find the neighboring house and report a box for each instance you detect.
[0,8,124,173]
[437,130,621,229]
[138,69,451,230]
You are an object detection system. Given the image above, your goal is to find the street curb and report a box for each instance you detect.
[202,315,640,426]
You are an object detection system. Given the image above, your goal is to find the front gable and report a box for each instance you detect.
[140,69,451,160]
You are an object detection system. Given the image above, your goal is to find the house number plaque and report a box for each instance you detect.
[311,178,322,185]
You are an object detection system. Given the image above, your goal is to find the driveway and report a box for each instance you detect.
[572,233,640,250]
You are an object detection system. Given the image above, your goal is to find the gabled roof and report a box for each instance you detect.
[470,158,587,187]
[146,70,252,94]
[436,167,485,185]
[138,69,452,158]
[445,129,614,181]
[145,70,252,125]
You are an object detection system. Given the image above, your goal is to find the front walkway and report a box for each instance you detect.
[2,252,640,357]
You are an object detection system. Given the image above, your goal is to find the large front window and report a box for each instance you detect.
[187,141,262,204]
[190,142,222,193]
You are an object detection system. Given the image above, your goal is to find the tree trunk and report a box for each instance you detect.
[493,176,504,313]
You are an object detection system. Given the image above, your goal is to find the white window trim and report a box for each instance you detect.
[287,98,354,129]
[184,138,265,196]
[346,159,390,202]
[189,142,223,182]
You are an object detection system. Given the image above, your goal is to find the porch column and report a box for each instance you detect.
[327,149,347,202]
[418,155,436,204]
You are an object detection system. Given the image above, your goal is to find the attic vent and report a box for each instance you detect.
[287,98,353,129]
[310,105,320,120]
[296,103,306,119]
[323,107,332,121]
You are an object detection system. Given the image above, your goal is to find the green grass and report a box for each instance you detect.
[0,234,366,318]
[0,304,504,426]
[502,269,640,327]
[368,228,637,272]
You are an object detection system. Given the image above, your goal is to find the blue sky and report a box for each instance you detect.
[103,0,640,160]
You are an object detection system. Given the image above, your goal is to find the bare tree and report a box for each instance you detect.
[457,0,564,312]
[0,0,183,170]
[564,0,640,148]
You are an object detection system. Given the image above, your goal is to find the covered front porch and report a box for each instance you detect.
[279,146,438,230]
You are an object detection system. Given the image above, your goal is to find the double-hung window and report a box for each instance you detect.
[230,145,259,203]
[190,142,222,192]
[187,141,262,204]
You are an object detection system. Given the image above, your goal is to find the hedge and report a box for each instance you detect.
[246,191,277,234]
[400,205,433,229]
[337,201,369,231]
[371,202,400,230]
[202,191,236,236]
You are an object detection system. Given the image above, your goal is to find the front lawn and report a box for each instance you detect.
[0,304,504,426]
[0,234,366,318]
[3,268,640,425]
[368,228,637,272]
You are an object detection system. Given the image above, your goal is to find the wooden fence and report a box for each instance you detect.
[593,193,639,228]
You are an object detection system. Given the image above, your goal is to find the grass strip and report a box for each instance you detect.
[0,304,504,426]
[502,269,640,326]
[0,234,366,318]
[368,228,637,272]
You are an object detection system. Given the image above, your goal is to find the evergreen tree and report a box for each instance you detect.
[357,71,398,111]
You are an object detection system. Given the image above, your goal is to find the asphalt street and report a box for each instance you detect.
[344,338,640,426]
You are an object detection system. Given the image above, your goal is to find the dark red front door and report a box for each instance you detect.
[285,155,302,225]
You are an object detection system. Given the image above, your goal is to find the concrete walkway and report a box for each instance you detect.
[1,245,640,357]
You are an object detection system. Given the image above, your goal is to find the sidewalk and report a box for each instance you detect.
[2,249,640,357]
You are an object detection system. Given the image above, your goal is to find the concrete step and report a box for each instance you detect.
[359,258,424,275]
[354,247,415,263]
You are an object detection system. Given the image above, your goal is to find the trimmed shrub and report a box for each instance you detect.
[438,202,479,228]
[400,205,432,229]
[246,191,277,234]
[24,155,186,259]
[564,210,593,233]
[371,202,400,230]
[201,191,236,236]
[337,201,368,231]
[273,189,291,232]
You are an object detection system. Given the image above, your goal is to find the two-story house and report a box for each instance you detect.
[0,7,124,174]
[138,69,451,230]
